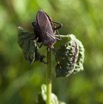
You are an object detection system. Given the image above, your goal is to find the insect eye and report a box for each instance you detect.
[55,34,85,77]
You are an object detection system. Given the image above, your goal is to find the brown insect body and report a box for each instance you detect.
[32,10,62,48]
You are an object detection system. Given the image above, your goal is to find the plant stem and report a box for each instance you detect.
[55,34,70,38]
[46,48,52,104]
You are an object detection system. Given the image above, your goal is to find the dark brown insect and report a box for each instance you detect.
[32,10,62,48]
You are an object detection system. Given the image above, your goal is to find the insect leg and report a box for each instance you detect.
[32,22,36,27]
[52,21,63,30]
[36,43,43,48]
[35,47,47,64]
[52,21,62,40]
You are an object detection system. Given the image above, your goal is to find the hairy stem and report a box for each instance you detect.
[55,34,70,38]
[46,48,52,104]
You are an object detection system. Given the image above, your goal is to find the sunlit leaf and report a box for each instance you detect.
[36,84,66,104]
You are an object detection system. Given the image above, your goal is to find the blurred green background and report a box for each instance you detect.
[0,0,103,104]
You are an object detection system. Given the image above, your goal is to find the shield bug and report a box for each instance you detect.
[32,10,62,48]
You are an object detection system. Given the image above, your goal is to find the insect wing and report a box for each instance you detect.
[36,11,53,34]
[36,11,56,46]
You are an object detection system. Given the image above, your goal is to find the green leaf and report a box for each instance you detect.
[36,84,66,104]
[18,27,46,64]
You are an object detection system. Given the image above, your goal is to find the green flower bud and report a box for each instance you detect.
[55,34,85,77]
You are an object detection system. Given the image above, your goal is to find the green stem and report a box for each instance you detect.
[46,48,52,104]
[46,35,70,104]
